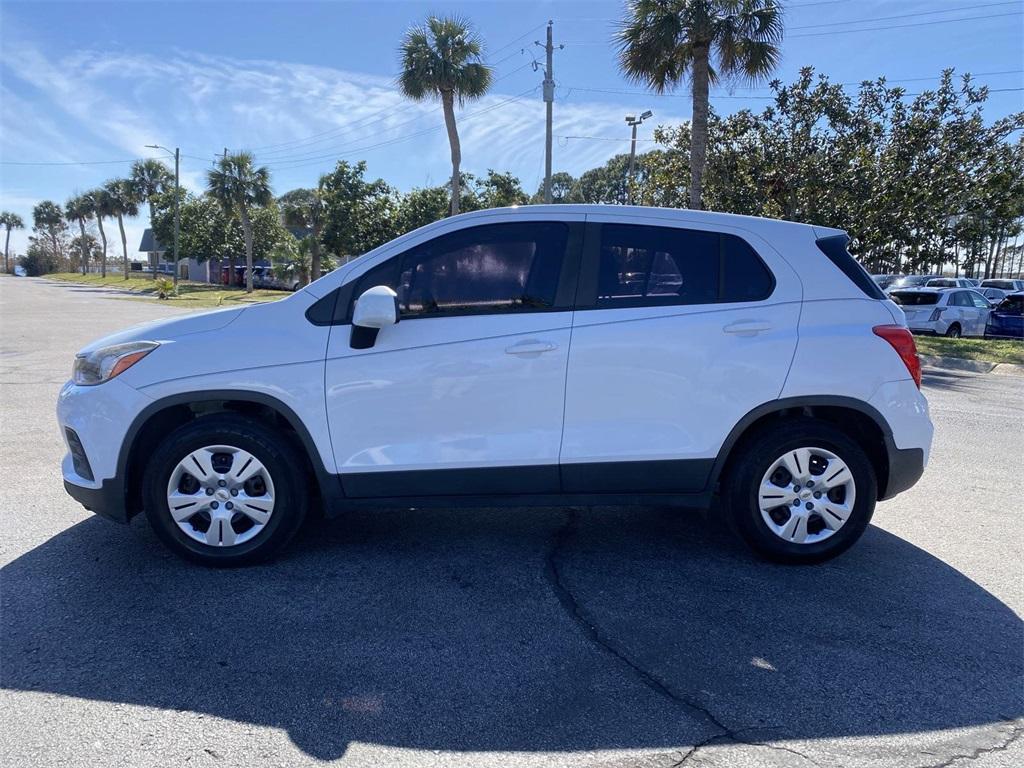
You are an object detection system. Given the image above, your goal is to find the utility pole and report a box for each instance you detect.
[625,111,653,205]
[536,21,561,204]
[173,147,180,290]
[144,144,181,291]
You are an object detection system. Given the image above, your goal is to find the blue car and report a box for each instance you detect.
[984,292,1024,339]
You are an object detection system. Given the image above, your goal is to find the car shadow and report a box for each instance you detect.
[2,506,1020,760]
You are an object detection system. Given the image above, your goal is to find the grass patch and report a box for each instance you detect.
[915,335,1024,365]
[46,272,288,309]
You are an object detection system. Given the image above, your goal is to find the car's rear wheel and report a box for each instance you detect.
[945,323,962,338]
[143,414,308,566]
[722,419,877,563]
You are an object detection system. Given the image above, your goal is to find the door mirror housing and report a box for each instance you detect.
[351,285,399,349]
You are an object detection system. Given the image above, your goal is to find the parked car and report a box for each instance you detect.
[253,265,301,292]
[887,274,942,291]
[966,278,981,287]
[889,288,992,337]
[980,287,1009,305]
[925,277,976,289]
[58,206,932,566]
[979,278,1024,293]
[871,274,903,290]
[984,292,1024,339]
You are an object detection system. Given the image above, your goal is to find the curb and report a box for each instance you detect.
[920,354,1024,376]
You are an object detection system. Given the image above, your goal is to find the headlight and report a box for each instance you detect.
[72,341,159,386]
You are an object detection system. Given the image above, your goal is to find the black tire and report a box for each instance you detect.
[945,323,962,338]
[143,414,309,566]
[721,418,877,564]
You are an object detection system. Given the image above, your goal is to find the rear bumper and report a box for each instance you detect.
[881,442,925,500]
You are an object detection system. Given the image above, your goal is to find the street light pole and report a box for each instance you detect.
[144,144,180,291]
[625,111,652,205]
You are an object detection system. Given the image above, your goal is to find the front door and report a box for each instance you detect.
[324,218,582,497]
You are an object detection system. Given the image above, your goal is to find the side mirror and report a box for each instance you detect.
[350,285,399,349]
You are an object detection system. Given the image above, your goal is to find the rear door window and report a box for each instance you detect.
[593,224,773,307]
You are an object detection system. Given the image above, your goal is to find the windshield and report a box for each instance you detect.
[890,291,940,306]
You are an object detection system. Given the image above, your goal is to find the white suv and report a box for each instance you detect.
[58,206,932,566]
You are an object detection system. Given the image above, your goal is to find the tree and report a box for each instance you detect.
[531,172,584,204]
[64,195,93,274]
[399,15,492,216]
[103,179,140,279]
[476,170,528,208]
[130,158,173,279]
[32,201,66,269]
[318,160,397,260]
[83,187,114,277]
[394,185,452,235]
[152,191,289,272]
[278,188,327,284]
[207,152,274,293]
[0,211,24,274]
[616,0,784,210]
[20,238,60,276]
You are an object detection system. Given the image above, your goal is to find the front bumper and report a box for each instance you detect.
[63,477,129,523]
[57,378,151,523]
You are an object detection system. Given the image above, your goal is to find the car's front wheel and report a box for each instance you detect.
[722,419,877,563]
[143,414,308,566]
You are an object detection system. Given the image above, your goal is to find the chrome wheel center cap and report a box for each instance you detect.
[799,489,812,500]
[215,488,231,502]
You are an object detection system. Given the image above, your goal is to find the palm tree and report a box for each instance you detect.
[84,188,114,278]
[399,15,492,216]
[103,179,141,279]
[616,0,783,210]
[64,195,93,274]
[130,158,173,278]
[32,201,66,269]
[278,187,327,284]
[207,151,273,293]
[0,211,24,274]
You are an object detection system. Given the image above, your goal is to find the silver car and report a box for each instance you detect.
[890,288,992,337]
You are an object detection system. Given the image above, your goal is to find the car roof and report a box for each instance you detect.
[450,204,842,238]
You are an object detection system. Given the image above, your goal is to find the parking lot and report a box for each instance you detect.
[1,276,1021,767]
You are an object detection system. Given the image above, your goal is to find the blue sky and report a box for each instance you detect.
[1,0,1022,256]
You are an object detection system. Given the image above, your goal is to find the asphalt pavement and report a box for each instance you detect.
[1,276,1021,767]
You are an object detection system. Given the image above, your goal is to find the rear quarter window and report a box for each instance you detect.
[815,235,887,299]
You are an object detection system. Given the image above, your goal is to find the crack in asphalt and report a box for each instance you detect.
[543,508,823,766]
[544,508,1024,768]
[917,723,1024,768]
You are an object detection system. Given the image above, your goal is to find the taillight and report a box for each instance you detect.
[873,325,922,389]
[928,308,944,322]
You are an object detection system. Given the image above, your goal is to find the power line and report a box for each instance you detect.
[790,10,1023,38]
[0,158,138,166]
[563,84,1023,101]
[563,9,1024,45]
[789,1,1021,31]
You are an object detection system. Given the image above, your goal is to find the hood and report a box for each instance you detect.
[77,306,245,354]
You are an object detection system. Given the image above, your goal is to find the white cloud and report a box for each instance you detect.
[0,38,686,255]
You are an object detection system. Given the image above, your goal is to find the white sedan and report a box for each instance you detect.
[890,288,992,337]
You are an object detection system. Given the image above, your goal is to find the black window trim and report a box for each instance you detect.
[573,221,777,310]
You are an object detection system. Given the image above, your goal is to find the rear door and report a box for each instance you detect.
[966,290,992,335]
[559,215,801,493]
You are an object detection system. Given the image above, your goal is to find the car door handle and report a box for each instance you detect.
[723,320,772,336]
[505,340,557,355]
